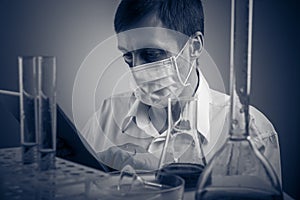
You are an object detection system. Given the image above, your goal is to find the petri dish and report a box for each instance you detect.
[91,171,185,200]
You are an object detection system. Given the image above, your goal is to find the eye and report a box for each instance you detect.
[140,49,168,63]
[122,52,133,67]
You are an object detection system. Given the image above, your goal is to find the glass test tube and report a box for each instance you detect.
[37,56,57,171]
[19,56,39,165]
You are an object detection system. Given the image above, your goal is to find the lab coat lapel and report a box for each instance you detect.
[195,72,212,143]
[121,99,156,139]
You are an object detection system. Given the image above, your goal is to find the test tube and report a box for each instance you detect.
[37,56,57,171]
[19,56,39,165]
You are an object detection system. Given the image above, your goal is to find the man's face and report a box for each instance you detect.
[116,14,197,106]
[116,14,188,68]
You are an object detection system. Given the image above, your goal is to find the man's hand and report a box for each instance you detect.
[96,143,159,170]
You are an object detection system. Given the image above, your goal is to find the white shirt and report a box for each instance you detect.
[81,73,281,181]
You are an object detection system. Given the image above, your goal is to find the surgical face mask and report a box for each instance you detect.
[130,41,194,108]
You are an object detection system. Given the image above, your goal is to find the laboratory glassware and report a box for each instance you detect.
[93,165,185,200]
[195,0,283,199]
[159,97,206,190]
[19,56,39,164]
[37,56,57,171]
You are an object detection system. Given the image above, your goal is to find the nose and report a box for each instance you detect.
[132,53,145,67]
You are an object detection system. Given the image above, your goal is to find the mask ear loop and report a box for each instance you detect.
[173,38,196,87]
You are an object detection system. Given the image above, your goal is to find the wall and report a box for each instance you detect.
[0,0,299,198]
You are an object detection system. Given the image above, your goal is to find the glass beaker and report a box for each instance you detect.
[195,0,283,199]
[158,97,206,190]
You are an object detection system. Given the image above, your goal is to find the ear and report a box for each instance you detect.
[189,31,204,58]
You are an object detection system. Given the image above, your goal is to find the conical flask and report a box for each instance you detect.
[158,97,206,190]
[195,0,283,199]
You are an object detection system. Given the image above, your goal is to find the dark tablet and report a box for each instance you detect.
[56,105,110,172]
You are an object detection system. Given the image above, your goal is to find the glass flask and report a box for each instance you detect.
[158,97,206,190]
[195,0,283,199]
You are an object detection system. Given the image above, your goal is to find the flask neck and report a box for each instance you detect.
[229,90,250,138]
[172,99,197,131]
[229,0,253,138]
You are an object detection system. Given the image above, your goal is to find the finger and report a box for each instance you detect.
[118,143,147,153]
[96,146,128,169]
[137,153,159,170]
[96,150,111,166]
[123,152,159,170]
[112,148,132,170]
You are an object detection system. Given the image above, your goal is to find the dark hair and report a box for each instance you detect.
[114,0,204,37]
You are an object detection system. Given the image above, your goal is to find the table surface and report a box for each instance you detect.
[0,147,294,200]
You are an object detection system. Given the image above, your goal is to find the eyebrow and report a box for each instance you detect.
[117,42,169,53]
[118,46,169,53]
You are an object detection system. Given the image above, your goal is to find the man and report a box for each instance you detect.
[81,0,281,182]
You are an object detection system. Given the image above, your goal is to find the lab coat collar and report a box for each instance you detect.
[121,99,161,138]
[195,71,212,142]
[121,70,212,142]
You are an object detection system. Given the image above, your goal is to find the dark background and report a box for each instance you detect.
[0,0,299,198]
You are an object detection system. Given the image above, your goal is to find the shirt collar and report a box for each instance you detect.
[195,71,212,142]
[121,70,212,142]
